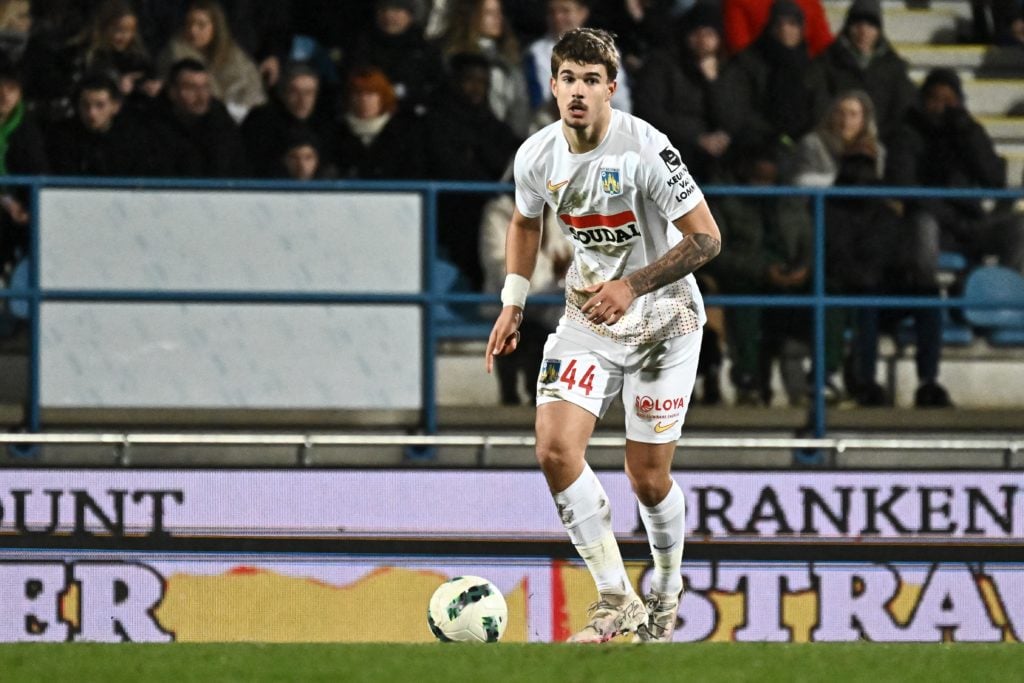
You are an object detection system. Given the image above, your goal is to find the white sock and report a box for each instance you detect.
[553,464,631,596]
[638,481,686,596]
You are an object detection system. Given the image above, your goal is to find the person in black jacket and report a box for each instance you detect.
[335,66,422,180]
[632,2,731,183]
[887,68,1024,280]
[146,57,249,177]
[827,150,951,408]
[422,51,521,289]
[46,73,165,176]
[720,0,829,156]
[0,58,46,273]
[814,0,915,145]
[241,62,335,177]
[349,0,443,113]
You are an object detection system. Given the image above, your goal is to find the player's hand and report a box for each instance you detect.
[579,280,635,326]
[485,306,523,374]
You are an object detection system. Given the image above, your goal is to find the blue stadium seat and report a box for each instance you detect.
[7,258,29,320]
[963,265,1024,345]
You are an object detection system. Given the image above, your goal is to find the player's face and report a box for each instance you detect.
[551,61,615,131]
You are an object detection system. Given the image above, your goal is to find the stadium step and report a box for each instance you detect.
[825,1,969,44]
[895,44,1024,73]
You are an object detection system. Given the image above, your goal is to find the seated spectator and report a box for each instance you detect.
[790,89,885,187]
[423,51,521,289]
[523,0,632,116]
[0,57,45,277]
[349,0,445,113]
[705,146,825,406]
[18,0,86,124]
[440,0,532,136]
[278,130,332,181]
[74,0,159,101]
[723,0,832,57]
[633,2,731,183]
[826,151,952,407]
[479,170,572,404]
[0,0,30,66]
[220,0,293,89]
[969,0,1024,45]
[720,0,829,158]
[157,0,266,122]
[241,62,334,177]
[887,68,1024,280]
[336,67,422,180]
[147,58,249,177]
[815,0,915,145]
[46,74,164,176]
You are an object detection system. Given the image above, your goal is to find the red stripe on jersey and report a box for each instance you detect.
[559,210,638,229]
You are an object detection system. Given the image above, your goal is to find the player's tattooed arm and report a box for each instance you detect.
[624,200,722,297]
[624,232,721,297]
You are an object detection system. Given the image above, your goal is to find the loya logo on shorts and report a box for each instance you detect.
[635,395,686,415]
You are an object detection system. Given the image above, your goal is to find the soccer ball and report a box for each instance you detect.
[427,575,508,643]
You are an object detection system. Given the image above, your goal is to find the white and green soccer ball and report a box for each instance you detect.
[427,575,508,643]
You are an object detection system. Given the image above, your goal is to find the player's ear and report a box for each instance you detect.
[550,76,557,98]
[606,79,617,99]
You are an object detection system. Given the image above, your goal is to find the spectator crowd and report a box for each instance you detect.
[2,0,1024,409]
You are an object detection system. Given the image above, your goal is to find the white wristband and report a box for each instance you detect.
[500,273,530,309]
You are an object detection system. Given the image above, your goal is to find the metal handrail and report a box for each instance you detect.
[2,177,1023,453]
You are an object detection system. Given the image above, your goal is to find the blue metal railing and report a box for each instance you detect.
[0,176,1022,447]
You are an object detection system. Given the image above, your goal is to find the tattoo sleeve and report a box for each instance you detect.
[624,233,721,298]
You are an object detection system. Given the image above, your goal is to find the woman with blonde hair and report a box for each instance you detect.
[75,0,156,97]
[157,0,266,121]
[439,0,530,136]
[790,89,885,187]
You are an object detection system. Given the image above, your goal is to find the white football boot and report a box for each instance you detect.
[567,592,647,643]
[633,590,682,643]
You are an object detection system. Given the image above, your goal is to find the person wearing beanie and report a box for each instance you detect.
[886,66,1024,362]
[723,0,832,58]
[815,0,915,144]
[720,0,829,153]
[633,1,731,182]
[348,0,444,112]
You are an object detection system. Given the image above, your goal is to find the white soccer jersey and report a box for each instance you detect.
[514,109,706,346]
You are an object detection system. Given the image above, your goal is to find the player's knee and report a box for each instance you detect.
[627,468,671,506]
[535,441,579,473]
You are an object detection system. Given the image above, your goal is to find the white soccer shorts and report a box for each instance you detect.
[535,320,702,443]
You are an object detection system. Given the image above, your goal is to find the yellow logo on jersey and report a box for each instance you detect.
[600,168,621,196]
[546,179,569,193]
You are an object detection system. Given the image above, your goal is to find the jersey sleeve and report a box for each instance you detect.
[641,134,704,223]
[513,143,546,219]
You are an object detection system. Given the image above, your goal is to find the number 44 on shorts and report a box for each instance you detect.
[560,359,596,396]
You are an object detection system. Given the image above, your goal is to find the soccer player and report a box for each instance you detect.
[485,27,721,643]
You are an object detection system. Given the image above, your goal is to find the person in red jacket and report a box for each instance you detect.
[723,0,833,57]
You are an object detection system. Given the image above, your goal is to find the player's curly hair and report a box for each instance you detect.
[550,27,619,82]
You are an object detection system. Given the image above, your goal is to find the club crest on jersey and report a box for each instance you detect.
[539,359,561,384]
[600,168,622,196]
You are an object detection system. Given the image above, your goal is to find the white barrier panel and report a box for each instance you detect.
[0,552,1019,643]
[39,304,422,408]
[37,189,423,409]
[39,190,421,292]
[1,469,1020,541]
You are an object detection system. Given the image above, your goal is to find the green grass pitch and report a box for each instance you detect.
[1,643,1021,683]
